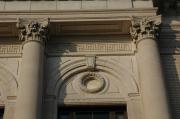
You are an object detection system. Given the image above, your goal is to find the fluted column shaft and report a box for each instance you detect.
[14,18,49,119]
[131,16,171,119]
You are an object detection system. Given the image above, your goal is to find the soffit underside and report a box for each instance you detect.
[0,20,131,38]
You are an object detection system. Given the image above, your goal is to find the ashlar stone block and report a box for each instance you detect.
[107,0,132,9]
[133,1,153,8]
[30,1,56,11]
[5,1,30,11]
[82,1,107,9]
[57,1,81,10]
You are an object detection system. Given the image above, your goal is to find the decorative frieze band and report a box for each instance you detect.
[1,43,179,57]
[47,42,135,56]
[0,42,135,57]
[130,15,161,43]
[77,43,132,52]
[0,44,22,57]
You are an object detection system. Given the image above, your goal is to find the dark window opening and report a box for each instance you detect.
[0,108,4,119]
[58,105,127,119]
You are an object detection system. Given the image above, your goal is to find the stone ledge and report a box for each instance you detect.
[0,0,154,11]
[0,8,157,22]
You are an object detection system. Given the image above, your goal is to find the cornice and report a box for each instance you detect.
[0,8,157,13]
[0,8,157,22]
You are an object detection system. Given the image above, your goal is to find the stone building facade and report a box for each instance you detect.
[0,0,179,119]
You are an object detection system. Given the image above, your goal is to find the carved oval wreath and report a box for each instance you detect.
[79,72,105,93]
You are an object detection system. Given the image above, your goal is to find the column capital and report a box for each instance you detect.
[130,15,161,43]
[16,18,50,44]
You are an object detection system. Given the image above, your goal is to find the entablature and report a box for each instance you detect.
[0,9,157,39]
[0,15,180,57]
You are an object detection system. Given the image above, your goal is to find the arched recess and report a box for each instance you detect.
[45,58,140,119]
[47,58,139,104]
[0,64,18,104]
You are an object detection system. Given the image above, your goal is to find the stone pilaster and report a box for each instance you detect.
[130,16,171,119]
[14,18,49,119]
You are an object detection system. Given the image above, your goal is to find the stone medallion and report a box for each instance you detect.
[79,72,105,93]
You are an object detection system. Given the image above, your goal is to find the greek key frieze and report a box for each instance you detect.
[0,44,22,57]
[76,43,132,52]
[48,42,134,56]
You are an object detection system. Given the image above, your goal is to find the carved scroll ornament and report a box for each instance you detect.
[130,16,161,43]
[16,18,49,44]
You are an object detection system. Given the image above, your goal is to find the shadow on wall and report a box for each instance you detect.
[42,38,78,119]
[160,17,180,119]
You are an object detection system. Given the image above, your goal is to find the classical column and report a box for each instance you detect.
[14,18,49,119]
[130,16,171,119]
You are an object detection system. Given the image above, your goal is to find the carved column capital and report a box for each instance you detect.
[16,18,50,44]
[130,16,161,43]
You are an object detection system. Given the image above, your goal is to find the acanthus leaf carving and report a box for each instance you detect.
[16,18,50,44]
[130,15,161,43]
